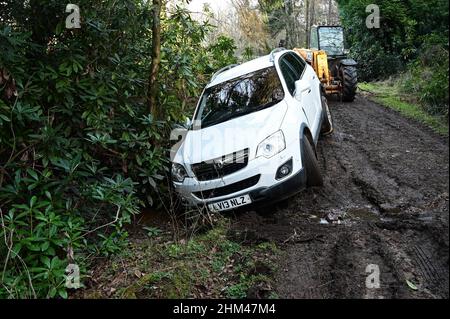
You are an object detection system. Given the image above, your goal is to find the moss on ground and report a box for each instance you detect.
[79,218,279,299]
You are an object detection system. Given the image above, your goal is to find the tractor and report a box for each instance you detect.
[294,26,358,102]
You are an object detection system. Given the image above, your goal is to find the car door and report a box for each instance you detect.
[278,53,319,135]
[301,64,322,138]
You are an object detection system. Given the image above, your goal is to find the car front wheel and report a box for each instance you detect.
[301,136,324,187]
[320,95,334,136]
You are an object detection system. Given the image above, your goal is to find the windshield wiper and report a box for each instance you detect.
[255,100,279,111]
[201,111,235,128]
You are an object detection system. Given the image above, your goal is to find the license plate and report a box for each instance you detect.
[208,194,252,212]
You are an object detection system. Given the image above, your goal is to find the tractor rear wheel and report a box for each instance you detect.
[341,65,357,102]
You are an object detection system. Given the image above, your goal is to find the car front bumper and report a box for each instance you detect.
[173,143,305,209]
[248,167,306,204]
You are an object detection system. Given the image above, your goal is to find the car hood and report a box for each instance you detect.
[175,101,288,165]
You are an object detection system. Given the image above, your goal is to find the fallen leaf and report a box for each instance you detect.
[106,287,116,297]
[406,280,418,291]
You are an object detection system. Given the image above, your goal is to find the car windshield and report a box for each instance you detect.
[193,66,285,129]
[319,27,345,56]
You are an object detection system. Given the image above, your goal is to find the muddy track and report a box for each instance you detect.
[229,96,449,299]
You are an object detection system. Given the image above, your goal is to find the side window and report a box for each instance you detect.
[285,53,306,79]
[310,27,319,49]
[279,58,296,95]
[279,53,307,95]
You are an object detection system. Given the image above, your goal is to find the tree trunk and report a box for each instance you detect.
[306,0,315,47]
[310,0,315,29]
[284,0,293,48]
[148,0,162,117]
[327,0,333,25]
[305,0,310,47]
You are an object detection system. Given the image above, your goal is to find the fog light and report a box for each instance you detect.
[280,166,290,175]
[276,158,293,180]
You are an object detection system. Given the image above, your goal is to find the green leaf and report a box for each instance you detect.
[0,114,10,122]
[50,256,61,268]
[148,177,156,189]
[30,196,37,208]
[40,256,51,268]
[49,286,57,298]
[58,289,68,299]
[12,243,22,257]
[55,21,63,35]
[41,241,50,252]
[47,247,56,256]
[27,168,39,181]
[29,244,42,252]
[27,183,38,191]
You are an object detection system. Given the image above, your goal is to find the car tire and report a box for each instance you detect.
[320,95,334,136]
[301,136,324,187]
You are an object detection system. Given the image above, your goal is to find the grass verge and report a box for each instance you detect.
[359,82,448,136]
[77,217,279,299]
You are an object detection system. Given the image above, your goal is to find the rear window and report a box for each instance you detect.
[193,67,285,129]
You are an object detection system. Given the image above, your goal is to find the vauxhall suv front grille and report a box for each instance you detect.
[193,175,260,199]
[191,148,249,181]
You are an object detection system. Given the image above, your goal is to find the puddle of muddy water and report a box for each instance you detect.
[416,212,434,222]
[319,206,381,225]
[346,206,381,222]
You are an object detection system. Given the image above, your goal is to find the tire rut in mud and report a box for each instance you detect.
[229,96,449,299]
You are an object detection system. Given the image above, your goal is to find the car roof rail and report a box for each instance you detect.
[210,64,240,82]
[269,47,286,62]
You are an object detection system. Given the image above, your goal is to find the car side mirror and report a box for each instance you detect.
[294,80,311,101]
[183,117,192,129]
[172,117,191,131]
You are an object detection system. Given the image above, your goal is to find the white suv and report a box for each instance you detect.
[171,49,333,212]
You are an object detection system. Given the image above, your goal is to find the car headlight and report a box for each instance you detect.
[171,163,188,182]
[256,130,286,158]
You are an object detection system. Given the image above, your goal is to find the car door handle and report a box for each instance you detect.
[300,86,311,94]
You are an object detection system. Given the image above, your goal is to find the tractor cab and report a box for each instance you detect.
[293,25,358,102]
[310,26,346,58]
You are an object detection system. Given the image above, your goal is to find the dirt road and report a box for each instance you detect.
[230,96,449,299]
